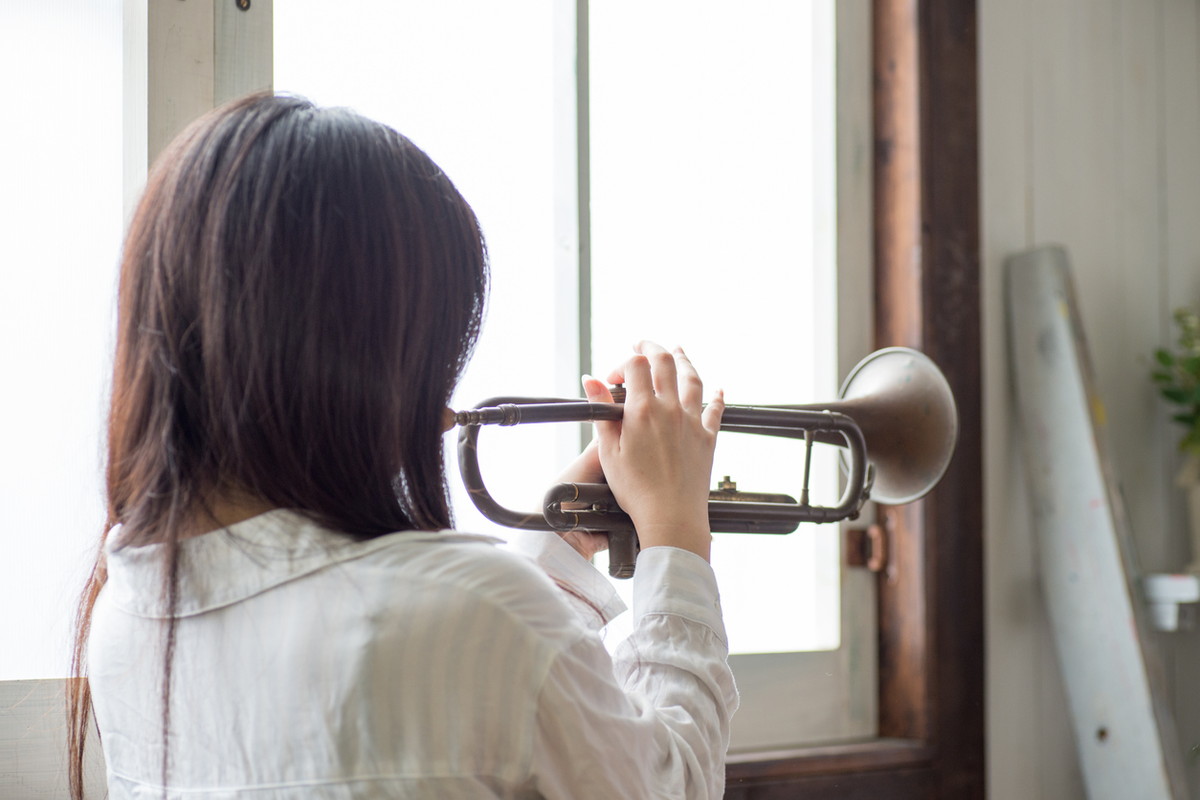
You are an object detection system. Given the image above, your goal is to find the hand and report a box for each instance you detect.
[553,439,609,560]
[589,342,724,561]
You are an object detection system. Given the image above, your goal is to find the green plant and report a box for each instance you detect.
[1153,307,1200,455]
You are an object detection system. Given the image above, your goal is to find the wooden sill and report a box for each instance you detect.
[725,738,935,785]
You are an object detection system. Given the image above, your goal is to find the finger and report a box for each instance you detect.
[603,351,634,387]
[701,389,726,433]
[636,340,678,400]
[582,374,613,404]
[673,346,704,411]
[620,352,653,399]
[582,375,620,444]
[588,531,609,555]
[561,529,608,560]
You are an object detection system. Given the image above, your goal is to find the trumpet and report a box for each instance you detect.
[455,347,958,578]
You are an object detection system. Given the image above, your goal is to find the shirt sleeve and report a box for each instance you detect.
[503,530,627,630]
[529,546,739,800]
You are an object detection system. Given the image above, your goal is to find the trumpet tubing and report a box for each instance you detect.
[455,347,957,578]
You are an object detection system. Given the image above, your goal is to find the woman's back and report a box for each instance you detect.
[73,93,735,799]
[89,510,735,798]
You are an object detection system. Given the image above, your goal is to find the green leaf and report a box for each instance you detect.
[1164,387,1191,404]
[1174,413,1197,426]
[1153,370,1174,384]
[1185,355,1200,375]
[1157,349,1176,367]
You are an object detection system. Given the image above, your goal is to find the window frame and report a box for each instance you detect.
[580,0,878,751]
[138,0,984,794]
[724,0,984,795]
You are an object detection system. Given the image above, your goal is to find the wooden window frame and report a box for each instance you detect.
[724,1,984,796]
[140,1,982,794]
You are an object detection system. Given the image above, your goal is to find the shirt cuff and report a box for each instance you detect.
[630,546,729,646]
[502,530,627,626]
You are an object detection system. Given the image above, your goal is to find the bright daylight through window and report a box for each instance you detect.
[0,0,841,686]
[0,0,124,681]
[276,0,840,656]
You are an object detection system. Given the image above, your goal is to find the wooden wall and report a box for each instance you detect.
[982,0,1200,796]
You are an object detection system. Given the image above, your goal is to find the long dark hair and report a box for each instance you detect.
[68,93,488,798]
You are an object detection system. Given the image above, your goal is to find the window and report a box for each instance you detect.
[586,0,879,751]
[275,0,876,751]
[725,1,984,795]
[4,1,984,795]
[587,0,841,656]
[0,0,125,681]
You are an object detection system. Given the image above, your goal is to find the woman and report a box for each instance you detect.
[69,93,735,799]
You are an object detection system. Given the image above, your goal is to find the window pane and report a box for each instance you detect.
[274,1,573,535]
[0,2,125,679]
[589,1,839,653]
[277,1,841,655]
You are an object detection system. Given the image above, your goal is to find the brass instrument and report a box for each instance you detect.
[455,347,958,578]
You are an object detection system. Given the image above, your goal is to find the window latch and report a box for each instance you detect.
[845,522,887,573]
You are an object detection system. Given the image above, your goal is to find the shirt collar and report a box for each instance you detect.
[103,509,500,619]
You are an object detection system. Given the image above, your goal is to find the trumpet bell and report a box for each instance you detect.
[834,347,958,505]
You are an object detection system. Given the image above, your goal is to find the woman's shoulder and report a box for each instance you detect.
[103,509,581,642]
[374,527,580,618]
[363,527,586,641]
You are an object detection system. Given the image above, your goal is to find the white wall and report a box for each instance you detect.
[982,0,1200,797]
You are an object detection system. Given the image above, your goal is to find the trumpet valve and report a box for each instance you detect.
[707,478,795,506]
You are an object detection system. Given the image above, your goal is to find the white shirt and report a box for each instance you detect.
[89,509,738,799]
